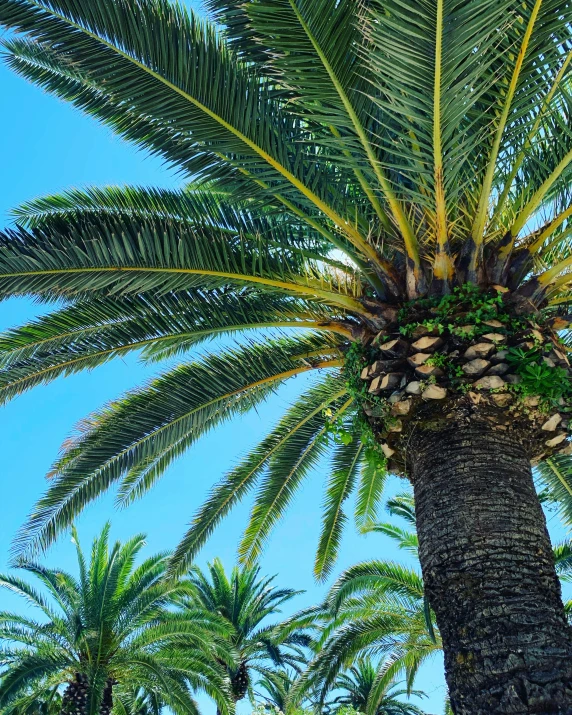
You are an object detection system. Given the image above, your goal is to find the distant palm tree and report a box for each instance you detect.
[0,525,229,715]
[300,493,438,706]
[182,559,309,706]
[2,0,572,709]
[253,671,295,713]
[328,658,427,715]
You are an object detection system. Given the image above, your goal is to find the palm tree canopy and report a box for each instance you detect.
[0,0,572,578]
[0,524,230,715]
[329,658,428,715]
[182,559,309,701]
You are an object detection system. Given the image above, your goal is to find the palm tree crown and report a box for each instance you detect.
[0,525,229,715]
[0,0,571,583]
[328,658,428,715]
[182,559,308,703]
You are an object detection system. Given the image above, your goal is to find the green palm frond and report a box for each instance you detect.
[535,455,572,527]
[239,393,354,567]
[315,428,364,581]
[0,214,363,311]
[354,460,389,531]
[0,525,229,715]
[17,335,342,556]
[327,562,425,612]
[0,290,351,402]
[385,494,417,529]
[171,374,349,572]
[362,525,419,558]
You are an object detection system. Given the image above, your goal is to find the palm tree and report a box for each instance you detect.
[1,0,572,708]
[328,659,427,715]
[300,518,440,711]
[253,671,296,714]
[0,525,230,715]
[182,559,308,707]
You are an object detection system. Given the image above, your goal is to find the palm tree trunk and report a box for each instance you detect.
[60,674,88,715]
[99,679,114,715]
[410,420,572,714]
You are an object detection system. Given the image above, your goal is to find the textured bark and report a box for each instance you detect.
[99,679,114,715]
[60,673,88,715]
[410,420,572,714]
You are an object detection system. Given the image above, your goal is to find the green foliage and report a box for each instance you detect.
[398,285,511,337]
[0,0,571,581]
[182,559,310,703]
[342,342,389,473]
[0,524,230,715]
[506,347,572,403]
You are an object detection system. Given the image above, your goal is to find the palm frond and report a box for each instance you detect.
[0,214,364,312]
[170,373,348,572]
[16,335,341,557]
[315,428,363,581]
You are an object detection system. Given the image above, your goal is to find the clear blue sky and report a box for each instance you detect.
[0,5,568,715]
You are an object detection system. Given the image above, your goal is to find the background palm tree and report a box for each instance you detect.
[0,525,230,715]
[183,559,309,707]
[328,659,427,715]
[1,0,572,709]
[299,497,439,712]
[253,671,296,713]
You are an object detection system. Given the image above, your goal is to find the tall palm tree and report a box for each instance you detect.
[0,525,230,715]
[1,0,572,709]
[182,559,308,707]
[328,659,427,715]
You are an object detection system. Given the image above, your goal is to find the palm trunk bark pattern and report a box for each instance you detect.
[60,674,88,715]
[410,420,572,713]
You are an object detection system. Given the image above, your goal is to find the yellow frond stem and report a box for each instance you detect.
[471,0,543,246]
[493,48,572,225]
[329,125,391,231]
[433,0,449,255]
[529,204,572,254]
[285,0,422,276]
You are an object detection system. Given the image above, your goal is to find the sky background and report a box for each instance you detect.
[0,4,569,715]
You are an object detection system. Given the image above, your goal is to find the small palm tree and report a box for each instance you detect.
[253,671,295,714]
[0,525,229,715]
[328,659,427,715]
[183,559,308,706]
[2,0,572,709]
